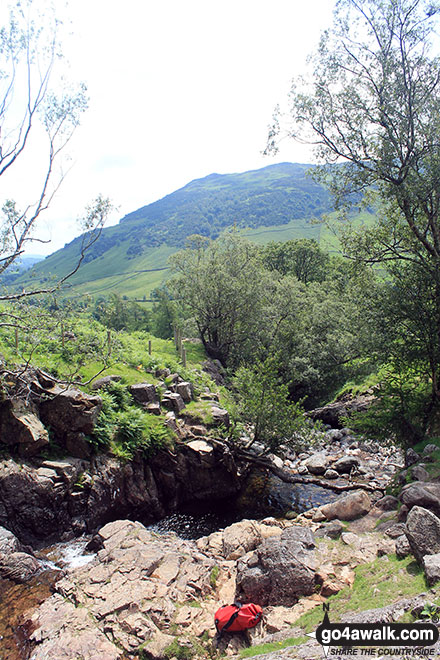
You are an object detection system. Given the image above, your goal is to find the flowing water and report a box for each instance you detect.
[0,468,341,658]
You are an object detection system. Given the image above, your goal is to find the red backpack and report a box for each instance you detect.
[214,602,263,636]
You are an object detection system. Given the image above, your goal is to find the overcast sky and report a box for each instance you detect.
[1,0,336,255]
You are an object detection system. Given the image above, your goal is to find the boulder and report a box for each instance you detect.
[39,388,102,436]
[0,550,41,582]
[222,520,262,559]
[0,525,24,553]
[324,469,339,480]
[161,392,185,414]
[308,392,375,427]
[411,465,430,481]
[0,399,49,456]
[400,482,440,517]
[423,553,440,586]
[405,448,420,467]
[90,375,121,390]
[211,406,230,427]
[236,526,316,606]
[317,491,372,522]
[176,382,193,404]
[129,383,158,405]
[332,456,360,474]
[375,495,399,511]
[395,534,411,559]
[405,505,440,562]
[315,520,344,540]
[304,454,328,475]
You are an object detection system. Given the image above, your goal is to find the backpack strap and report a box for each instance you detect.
[216,605,241,638]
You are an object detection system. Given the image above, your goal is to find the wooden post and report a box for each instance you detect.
[173,326,178,351]
[148,340,152,355]
[14,328,18,352]
[107,330,111,356]
[178,330,183,356]
[182,347,187,368]
[61,323,65,349]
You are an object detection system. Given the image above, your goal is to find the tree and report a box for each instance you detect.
[268,0,440,435]
[0,1,109,301]
[261,238,329,283]
[232,356,307,453]
[169,232,264,366]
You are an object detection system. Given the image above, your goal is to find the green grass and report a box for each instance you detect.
[295,554,427,634]
[239,636,308,658]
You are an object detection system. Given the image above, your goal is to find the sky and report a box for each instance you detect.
[1,0,336,255]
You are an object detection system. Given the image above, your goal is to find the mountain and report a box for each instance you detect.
[18,163,336,300]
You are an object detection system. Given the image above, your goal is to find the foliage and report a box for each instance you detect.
[93,294,151,332]
[268,0,440,439]
[232,356,308,452]
[261,238,329,283]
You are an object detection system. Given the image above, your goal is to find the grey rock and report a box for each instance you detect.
[39,388,102,436]
[315,520,344,539]
[423,553,440,586]
[323,469,339,480]
[400,482,440,517]
[236,526,316,606]
[318,490,371,522]
[0,550,41,582]
[211,406,230,427]
[395,534,411,559]
[384,523,406,539]
[411,465,430,481]
[405,448,420,467]
[176,382,193,403]
[129,383,158,405]
[405,505,440,562]
[161,392,185,414]
[332,455,360,474]
[90,375,121,390]
[0,399,49,456]
[375,495,399,511]
[423,444,439,455]
[304,454,328,475]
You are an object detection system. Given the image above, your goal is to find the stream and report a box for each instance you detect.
[0,468,343,660]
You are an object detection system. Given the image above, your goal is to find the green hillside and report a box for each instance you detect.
[17,162,338,300]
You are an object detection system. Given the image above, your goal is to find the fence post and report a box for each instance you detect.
[61,323,65,349]
[107,330,112,356]
[14,328,18,353]
[182,347,187,368]
[148,339,152,355]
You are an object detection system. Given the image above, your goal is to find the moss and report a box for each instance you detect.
[210,565,220,590]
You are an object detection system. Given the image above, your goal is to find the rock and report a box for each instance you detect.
[64,432,93,459]
[384,523,406,539]
[315,521,344,539]
[211,406,230,427]
[375,495,399,511]
[317,491,372,522]
[202,359,226,385]
[395,534,411,558]
[161,392,185,414]
[411,465,430,481]
[405,448,420,467]
[405,505,440,562]
[324,469,339,480]
[146,402,161,415]
[400,482,440,517]
[186,440,213,454]
[332,456,360,474]
[308,392,375,427]
[423,553,440,586]
[0,399,49,456]
[129,382,158,405]
[0,550,41,582]
[176,382,193,403]
[39,388,102,436]
[0,525,25,553]
[236,526,316,606]
[304,454,328,475]
[423,444,438,455]
[222,520,262,559]
[90,375,121,390]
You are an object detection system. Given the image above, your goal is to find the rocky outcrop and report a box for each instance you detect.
[0,439,243,545]
[0,525,41,582]
[308,392,376,428]
[235,526,317,606]
[0,399,49,457]
[29,520,222,660]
